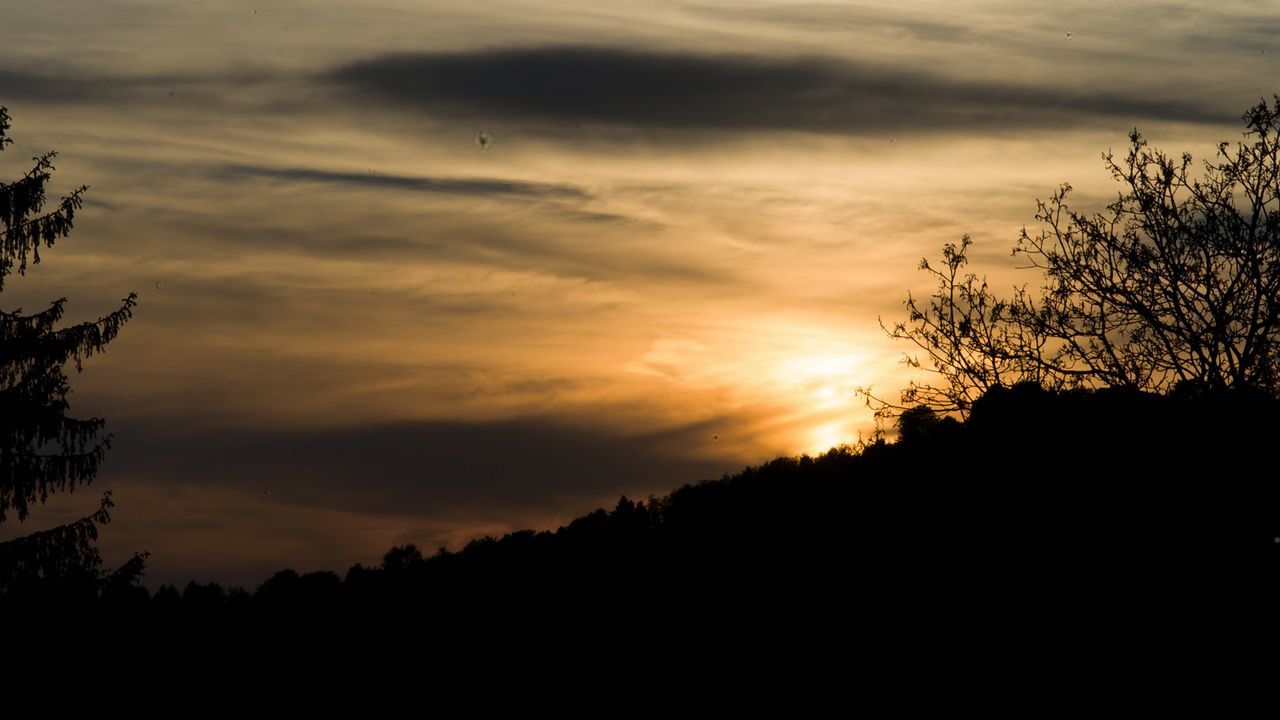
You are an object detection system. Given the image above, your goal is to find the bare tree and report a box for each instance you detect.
[880,96,1280,417]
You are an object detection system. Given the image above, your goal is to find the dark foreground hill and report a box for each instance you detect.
[8,383,1276,694]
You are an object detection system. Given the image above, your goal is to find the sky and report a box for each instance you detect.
[0,0,1274,587]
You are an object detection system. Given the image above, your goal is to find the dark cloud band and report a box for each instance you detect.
[105,415,729,517]
[327,46,1231,134]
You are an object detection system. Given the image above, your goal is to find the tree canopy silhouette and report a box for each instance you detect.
[883,97,1280,416]
[0,106,139,596]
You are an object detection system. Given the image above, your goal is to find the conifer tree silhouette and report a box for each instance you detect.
[0,106,138,595]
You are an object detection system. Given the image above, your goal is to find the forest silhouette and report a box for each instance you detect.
[10,383,1274,688]
[3,100,1278,690]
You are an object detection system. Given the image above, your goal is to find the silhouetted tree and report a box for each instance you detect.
[0,106,138,595]
[182,580,228,608]
[882,97,1280,415]
[255,569,303,604]
[100,550,150,605]
[381,543,426,573]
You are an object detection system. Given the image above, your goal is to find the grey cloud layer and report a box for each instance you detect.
[327,46,1232,134]
[105,415,730,517]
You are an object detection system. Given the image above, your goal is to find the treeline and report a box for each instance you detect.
[8,384,1275,687]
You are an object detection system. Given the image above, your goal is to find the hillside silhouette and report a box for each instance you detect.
[10,384,1272,691]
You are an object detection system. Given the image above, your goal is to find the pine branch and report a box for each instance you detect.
[0,491,113,590]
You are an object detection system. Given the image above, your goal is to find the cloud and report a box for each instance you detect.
[326,46,1232,135]
[210,163,590,199]
[0,67,276,104]
[0,70,106,103]
[75,411,741,588]
[685,2,989,45]
[104,414,732,518]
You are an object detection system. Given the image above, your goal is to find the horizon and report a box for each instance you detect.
[1,1,1274,588]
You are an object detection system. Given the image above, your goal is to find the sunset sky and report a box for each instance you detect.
[1,1,1273,586]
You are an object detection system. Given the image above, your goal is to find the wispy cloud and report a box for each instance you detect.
[210,162,590,199]
[0,67,276,104]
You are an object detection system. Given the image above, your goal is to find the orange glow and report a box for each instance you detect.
[622,319,886,456]
[806,421,852,456]
[774,352,864,409]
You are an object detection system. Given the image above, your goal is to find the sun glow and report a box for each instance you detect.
[771,352,866,454]
[626,320,882,456]
[775,352,864,409]
[807,421,852,456]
